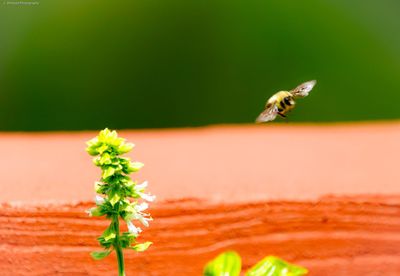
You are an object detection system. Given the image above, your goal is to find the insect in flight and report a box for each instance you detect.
[255,80,316,123]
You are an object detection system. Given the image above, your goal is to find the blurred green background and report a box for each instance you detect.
[0,0,399,131]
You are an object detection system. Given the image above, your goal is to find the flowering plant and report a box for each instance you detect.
[86,128,154,276]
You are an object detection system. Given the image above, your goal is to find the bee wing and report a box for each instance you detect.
[290,80,316,98]
[255,103,278,123]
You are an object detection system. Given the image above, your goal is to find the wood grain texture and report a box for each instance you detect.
[1,196,399,275]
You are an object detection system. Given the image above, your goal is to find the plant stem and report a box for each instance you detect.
[114,213,125,276]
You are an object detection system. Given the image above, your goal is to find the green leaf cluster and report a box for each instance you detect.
[86,128,134,156]
[204,252,308,276]
[86,128,152,260]
[204,251,241,276]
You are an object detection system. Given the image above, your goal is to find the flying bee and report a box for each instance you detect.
[255,80,316,123]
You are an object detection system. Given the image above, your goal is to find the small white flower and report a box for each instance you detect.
[135,202,149,212]
[133,212,153,227]
[135,180,148,190]
[137,192,156,202]
[126,220,142,235]
[95,195,105,205]
[139,216,151,227]
[134,181,155,202]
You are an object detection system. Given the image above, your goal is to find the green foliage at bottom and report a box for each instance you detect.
[204,251,241,276]
[246,256,308,276]
[204,251,308,276]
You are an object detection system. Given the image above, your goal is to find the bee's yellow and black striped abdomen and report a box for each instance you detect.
[272,91,295,116]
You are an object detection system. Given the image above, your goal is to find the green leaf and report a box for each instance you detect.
[122,180,136,197]
[131,241,152,252]
[97,235,113,249]
[104,232,116,241]
[86,146,99,156]
[105,130,118,144]
[94,181,103,193]
[99,224,117,246]
[97,144,109,154]
[126,162,144,173]
[98,128,123,147]
[118,143,134,154]
[90,250,112,260]
[87,207,105,217]
[245,256,308,276]
[86,138,100,156]
[102,167,115,179]
[203,251,241,276]
[120,232,137,248]
[99,153,112,165]
[109,193,121,206]
[98,128,111,142]
[92,157,101,166]
[86,137,98,147]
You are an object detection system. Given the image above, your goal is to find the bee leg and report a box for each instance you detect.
[278,112,289,123]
